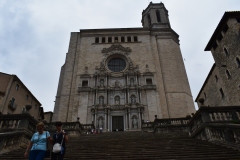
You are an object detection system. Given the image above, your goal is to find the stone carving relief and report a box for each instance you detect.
[102,43,131,55]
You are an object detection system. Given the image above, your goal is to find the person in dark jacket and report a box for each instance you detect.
[51,121,68,160]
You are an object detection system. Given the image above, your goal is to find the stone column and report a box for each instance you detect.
[125,109,128,130]
[104,109,107,130]
[138,108,141,128]
[108,109,110,131]
[94,109,97,127]
[128,108,131,130]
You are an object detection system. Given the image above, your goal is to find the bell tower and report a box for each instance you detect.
[141,2,171,28]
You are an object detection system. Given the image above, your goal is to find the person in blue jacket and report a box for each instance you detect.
[24,122,51,160]
[51,121,68,160]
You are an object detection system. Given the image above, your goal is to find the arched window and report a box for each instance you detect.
[130,95,136,104]
[224,47,229,56]
[236,57,240,68]
[156,10,161,22]
[115,96,120,105]
[220,88,224,98]
[99,96,104,105]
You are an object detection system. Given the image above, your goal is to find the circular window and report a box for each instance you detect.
[108,58,126,72]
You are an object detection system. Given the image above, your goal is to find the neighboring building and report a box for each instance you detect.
[44,111,53,123]
[0,72,44,120]
[196,12,240,107]
[53,2,195,131]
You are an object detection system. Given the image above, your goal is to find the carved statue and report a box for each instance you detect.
[131,95,136,104]
[133,117,138,129]
[115,80,120,88]
[115,96,120,105]
[100,79,104,87]
[130,78,134,86]
[99,96,104,105]
[98,118,103,128]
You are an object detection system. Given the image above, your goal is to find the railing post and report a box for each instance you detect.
[231,110,239,120]
[201,111,211,123]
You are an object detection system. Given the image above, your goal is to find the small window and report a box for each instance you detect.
[108,37,112,43]
[220,88,224,98]
[224,47,229,56]
[236,57,240,68]
[222,24,229,33]
[212,42,218,50]
[146,79,152,85]
[26,95,29,101]
[133,36,138,42]
[95,37,99,43]
[156,10,161,22]
[114,37,118,42]
[16,84,19,91]
[148,14,151,26]
[102,37,106,43]
[215,75,218,82]
[204,92,206,99]
[82,80,88,87]
[35,104,37,109]
[226,70,231,79]
[127,36,131,42]
[236,18,240,23]
[217,34,223,42]
[121,36,125,42]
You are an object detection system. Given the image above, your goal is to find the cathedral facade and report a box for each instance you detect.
[53,2,195,131]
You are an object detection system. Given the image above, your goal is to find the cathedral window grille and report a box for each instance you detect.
[133,36,138,42]
[115,96,120,105]
[215,75,218,82]
[226,70,231,79]
[95,37,99,43]
[127,36,131,42]
[82,80,88,87]
[236,57,240,68]
[108,58,126,72]
[130,95,136,104]
[114,37,118,42]
[220,88,224,98]
[222,24,229,33]
[146,78,152,85]
[99,96,104,105]
[156,10,161,22]
[102,37,106,43]
[108,37,112,43]
[224,47,229,56]
[121,36,125,42]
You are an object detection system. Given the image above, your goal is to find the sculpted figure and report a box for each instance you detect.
[130,78,134,86]
[98,118,103,128]
[99,96,104,105]
[133,117,138,128]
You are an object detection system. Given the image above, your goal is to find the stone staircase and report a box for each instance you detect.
[1,132,240,160]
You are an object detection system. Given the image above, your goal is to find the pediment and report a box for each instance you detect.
[102,44,131,53]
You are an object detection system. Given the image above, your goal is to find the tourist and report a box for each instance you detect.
[100,127,103,134]
[24,122,51,160]
[51,121,68,160]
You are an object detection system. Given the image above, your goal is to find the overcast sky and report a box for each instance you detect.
[0,0,239,112]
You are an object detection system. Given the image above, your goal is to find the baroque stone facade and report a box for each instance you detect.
[196,12,240,107]
[53,2,195,131]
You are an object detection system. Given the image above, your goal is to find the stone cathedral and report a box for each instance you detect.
[53,2,195,132]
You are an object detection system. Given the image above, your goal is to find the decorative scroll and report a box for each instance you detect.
[102,44,131,53]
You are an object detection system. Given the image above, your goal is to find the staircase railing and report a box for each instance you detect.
[188,106,240,148]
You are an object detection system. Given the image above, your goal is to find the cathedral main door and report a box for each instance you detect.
[112,116,124,132]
